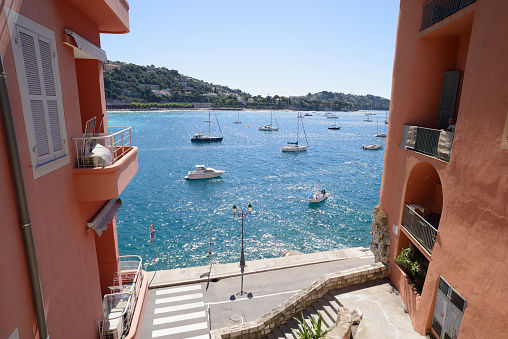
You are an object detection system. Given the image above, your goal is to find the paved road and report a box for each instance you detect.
[140,255,375,338]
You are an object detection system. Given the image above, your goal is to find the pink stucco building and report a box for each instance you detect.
[381,0,508,338]
[0,1,145,338]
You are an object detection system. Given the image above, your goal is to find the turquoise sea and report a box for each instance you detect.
[108,110,387,271]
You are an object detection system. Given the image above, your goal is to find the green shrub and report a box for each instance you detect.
[394,248,427,294]
[292,313,331,339]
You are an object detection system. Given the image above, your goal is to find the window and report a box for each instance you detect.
[7,8,69,178]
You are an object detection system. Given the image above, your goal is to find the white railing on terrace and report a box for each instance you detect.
[402,204,438,254]
[97,255,143,339]
[72,127,132,168]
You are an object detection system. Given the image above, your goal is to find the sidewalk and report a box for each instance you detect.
[147,247,370,288]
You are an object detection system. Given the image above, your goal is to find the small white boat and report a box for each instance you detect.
[374,132,387,137]
[185,165,225,180]
[308,189,329,203]
[260,96,279,131]
[233,112,242,124]
[326,112,336,119]
[282,144,308,152]
[362,144,382,150]
[282,113,308,152]
[363,117,372,122]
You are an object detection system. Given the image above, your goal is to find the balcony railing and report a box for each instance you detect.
[97,255,143,339]
[400,125,454,162]
[73,127,132,168]
[402,204,438,254]
[421,0,476,30]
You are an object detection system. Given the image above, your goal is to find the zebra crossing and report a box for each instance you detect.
[146,283,209,339]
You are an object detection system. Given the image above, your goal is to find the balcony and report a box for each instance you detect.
[72,127,138,201]
[97,255,143,339]
[421,0,476,30]
[400,125,454,162]
[402,204,439,255]
[66,0,130,34]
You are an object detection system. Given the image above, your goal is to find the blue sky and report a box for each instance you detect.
[101,1,400,99]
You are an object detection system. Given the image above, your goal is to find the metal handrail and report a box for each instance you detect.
[421,0,476,30]
[400,125,453,162]
[97,255,143,339]
[72,126,132,168]
[402,204,438,254]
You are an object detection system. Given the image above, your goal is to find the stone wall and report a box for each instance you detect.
[210,262,389,339]
[370,205,390,265]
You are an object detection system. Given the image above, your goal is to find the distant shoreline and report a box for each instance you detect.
[105,108,368,113]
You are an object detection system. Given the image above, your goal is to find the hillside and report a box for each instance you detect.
[103,61,390,110]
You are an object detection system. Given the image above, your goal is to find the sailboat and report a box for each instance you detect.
[282,113,308,152]
[363,119,383,150]
[384,110,389,124]
[374,117,387,138]
[233,111,242,124]
[259,96,279,131]
[328,113,341,130]
[191,103,224,142]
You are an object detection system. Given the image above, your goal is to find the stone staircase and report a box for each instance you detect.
[261,291,344,339]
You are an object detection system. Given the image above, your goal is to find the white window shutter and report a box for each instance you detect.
[17,26,64,164]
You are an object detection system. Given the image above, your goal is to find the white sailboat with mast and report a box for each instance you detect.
[282,112,308,152]
[363,119,383,150]
[191,100,224,142]
[259,95,279,131]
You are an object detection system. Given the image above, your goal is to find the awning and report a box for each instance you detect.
[63,28,107,62]
[87,197,122,236]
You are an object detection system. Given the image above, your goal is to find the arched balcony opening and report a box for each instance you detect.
[401,162,442,256]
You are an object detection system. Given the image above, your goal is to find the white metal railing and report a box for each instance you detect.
[402,204,438,254]
[73,127,132,168]
[97,255,143,339]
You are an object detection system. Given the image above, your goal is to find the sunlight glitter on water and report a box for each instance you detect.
[108,110,386,270]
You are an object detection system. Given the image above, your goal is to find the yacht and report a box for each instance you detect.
[185,165,225,180]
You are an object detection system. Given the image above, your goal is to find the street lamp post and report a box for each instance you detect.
[232,203,252,296]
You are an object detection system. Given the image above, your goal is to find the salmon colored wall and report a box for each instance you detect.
[75,59,108,133]
[403,162,441,211]
[382,1,508,337]
[0,1,132,338]
[95,219,121,296]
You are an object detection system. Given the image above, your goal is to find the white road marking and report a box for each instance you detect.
[153,310,206,325]
[156,284,202,296]
[154,301,205,314]
[155,293,203,304]
[152,322,208,338]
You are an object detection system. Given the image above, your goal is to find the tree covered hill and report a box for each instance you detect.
[104,61,389,110]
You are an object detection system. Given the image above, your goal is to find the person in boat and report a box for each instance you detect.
[321,189,326,195]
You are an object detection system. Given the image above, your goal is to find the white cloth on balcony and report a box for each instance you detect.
[438,131,454,157]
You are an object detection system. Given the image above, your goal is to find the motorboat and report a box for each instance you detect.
[304,113,313,116]
[282,113,308,152]
[326,112,336,119]
[362,144,382,150]
[185,165,225,180]
[308,188,329,203]
[363,117,373,122]
[259,124,279,131]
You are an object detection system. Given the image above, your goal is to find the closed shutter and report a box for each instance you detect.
[431,276,467,339]
[17,26,64,165]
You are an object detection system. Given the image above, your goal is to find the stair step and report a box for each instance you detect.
[311,301,334,328]
[287,318,304,336]
[318,297,339,323]
[266,332,278,339]
[323,293,341,313]
[277,327,287,338]
[301,310,313,330]
[280,323,296,339]
[328,289,345,307]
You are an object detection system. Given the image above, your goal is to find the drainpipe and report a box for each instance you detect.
[0,54,49,338]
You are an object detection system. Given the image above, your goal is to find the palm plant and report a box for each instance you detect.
[292,313,332,339]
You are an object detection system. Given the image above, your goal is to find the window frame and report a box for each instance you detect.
[6,7,69,179]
